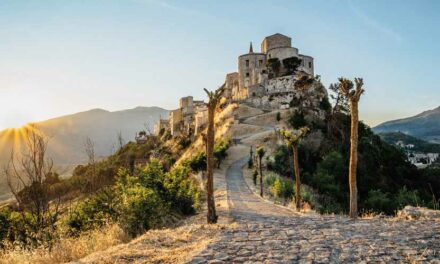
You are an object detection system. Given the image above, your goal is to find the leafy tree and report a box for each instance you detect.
[276,112,281,122]
[288,110,307,129]
[266,58,281,78]
[282,57,302,75]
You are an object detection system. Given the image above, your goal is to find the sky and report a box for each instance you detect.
[0,0,439,130]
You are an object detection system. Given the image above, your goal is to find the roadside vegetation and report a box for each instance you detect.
[251,77,440,215]
[0,121,231,263]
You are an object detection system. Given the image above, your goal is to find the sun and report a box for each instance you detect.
[0,124,46,153]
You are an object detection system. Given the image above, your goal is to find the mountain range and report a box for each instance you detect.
[0,106,169,196]
[373,106,440,143]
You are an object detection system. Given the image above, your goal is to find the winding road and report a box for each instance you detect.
[189,154,440,263]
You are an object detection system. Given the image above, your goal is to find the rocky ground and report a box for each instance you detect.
[188,152,440,263]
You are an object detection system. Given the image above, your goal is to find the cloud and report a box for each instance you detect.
[348,1,403,43]
[132,0,201,16]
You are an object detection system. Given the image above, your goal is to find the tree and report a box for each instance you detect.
[276,112,281,122]
[203,84,224,224]
[267,58,281,78]
[84,137,98,192]
[338,77,365,219]
[116,131,125,151]
[4,125,60,248]
[256,146,266,197]
[282,57,302,75]
[280,127,309,211]
[288,110,307,129]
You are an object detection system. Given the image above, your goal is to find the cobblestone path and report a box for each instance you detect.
[189,157,440,263]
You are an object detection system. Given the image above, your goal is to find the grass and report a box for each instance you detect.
[0,224,130,264]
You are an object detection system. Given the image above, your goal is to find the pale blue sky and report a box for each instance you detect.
[1,0,439,129]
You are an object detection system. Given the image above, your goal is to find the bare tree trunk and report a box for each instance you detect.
[206,104,217,224]
[293,145,301,211]
[349,101,359,219]
[204,86,224,224]
[259,156,263,197]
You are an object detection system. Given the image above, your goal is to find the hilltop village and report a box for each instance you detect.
[152,33,318,138]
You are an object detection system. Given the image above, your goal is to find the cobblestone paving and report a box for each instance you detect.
[189,157,440,263]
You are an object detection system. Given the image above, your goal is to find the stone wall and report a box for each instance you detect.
[243,75,327,114]
[261,33,292,53]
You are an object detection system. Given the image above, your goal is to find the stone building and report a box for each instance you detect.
[154,119,170,135]
[155,95,207,137]
[226,33,315,101]
[169,108,183,136]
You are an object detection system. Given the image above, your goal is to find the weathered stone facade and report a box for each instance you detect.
[244,75,327,113]
[154,33,318,139]
[225,33,315,104]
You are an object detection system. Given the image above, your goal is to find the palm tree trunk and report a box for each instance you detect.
[349,101,359,219]
[259,156,263,197]
[293,145,301,211]
[206,104,217,224]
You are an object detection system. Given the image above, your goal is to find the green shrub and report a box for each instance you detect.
[264,173,278,187]
[271,178,293,199]
[214,139,230,168]
[395,186,421,209]
[288,110,307,129]
[65,187,117,236]
[117,186,165,237]
[248,157,253,169]
[266,145,292,177]
[165,166,200,215]
[186,152,206,172]
[276,112,281,122]
[364,189,392,214]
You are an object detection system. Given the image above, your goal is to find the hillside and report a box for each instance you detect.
[373,106,440,143]
[378,131,440,153]
[0,106,169,196]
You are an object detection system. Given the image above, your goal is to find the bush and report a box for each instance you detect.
[364,189,393,214]
[186,152,206,172]
[276,112,281,122]
[248,157,254,169]
[165,166,200,215]
[282,57,302,75]
[214,139,230,168]
[288,110,307,129]
[271,178,293,199]
[267,145,292,177]
[117,186,165,237]
[65,187,117,236]
[264,173,278,187]
[395,186,421,209]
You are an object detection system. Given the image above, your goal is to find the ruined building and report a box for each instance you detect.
[154,33,317,138]
[224,33,314,101]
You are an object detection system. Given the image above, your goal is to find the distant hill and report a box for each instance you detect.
[0,106,169,196]
[378,132,440,153]
[373,106,440,143]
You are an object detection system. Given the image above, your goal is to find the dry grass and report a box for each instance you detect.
[0,224,130,264]
[77,221,233,264]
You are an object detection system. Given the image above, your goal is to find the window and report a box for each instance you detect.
[259,60,263,66]
[246,60,249,67]
[309,62,312,68]
[246,72,250,77]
